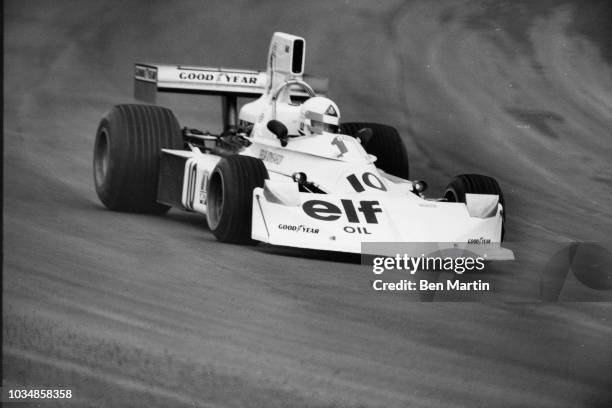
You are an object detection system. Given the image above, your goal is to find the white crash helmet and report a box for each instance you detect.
[298,96,340,135]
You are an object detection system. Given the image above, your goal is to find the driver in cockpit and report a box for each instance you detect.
[297,96,340,136]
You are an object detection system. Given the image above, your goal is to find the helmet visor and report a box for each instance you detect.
[311,120,339,134]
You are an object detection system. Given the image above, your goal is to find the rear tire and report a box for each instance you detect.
[93,104,183,213]
[206,156,269,244]
[444,174,506,240]
[340,122,409,179]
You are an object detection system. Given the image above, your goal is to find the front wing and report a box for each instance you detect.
[251,185,514,260]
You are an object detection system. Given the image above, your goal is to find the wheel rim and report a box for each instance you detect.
[207,171,225,230]
[94,129,110,186]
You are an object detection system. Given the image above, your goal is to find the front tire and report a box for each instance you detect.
[206,156,269,244]
[444,174,505,208]
[340,122,409,179]
[444,174,506,240]
[93,104,183,213]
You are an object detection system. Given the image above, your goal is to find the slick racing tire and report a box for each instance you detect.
[94,104,183,213]
[340,122,409,179]
[444,174,506,240]
[206,156,269,244]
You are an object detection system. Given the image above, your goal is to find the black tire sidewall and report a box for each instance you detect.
[93,104,182,213]
[444,174,505,208]
[94,115,128,210]
[207,156,268,244]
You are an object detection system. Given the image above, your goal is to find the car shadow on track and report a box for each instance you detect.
[164,209,208,229]
[256,244,362,265]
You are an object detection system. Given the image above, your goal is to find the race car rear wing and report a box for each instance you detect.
[134,63,329,101]
[135,64,261,101]
[134,64,328,131]
[134,33,328,131]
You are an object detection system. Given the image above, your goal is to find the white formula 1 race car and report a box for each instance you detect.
[94,32,513,259]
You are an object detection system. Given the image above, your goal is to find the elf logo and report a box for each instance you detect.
[302,199,382,224]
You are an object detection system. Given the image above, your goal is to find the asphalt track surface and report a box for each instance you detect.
[4,1,612,407]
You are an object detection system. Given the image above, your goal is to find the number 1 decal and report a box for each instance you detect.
[331,136,348,157]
